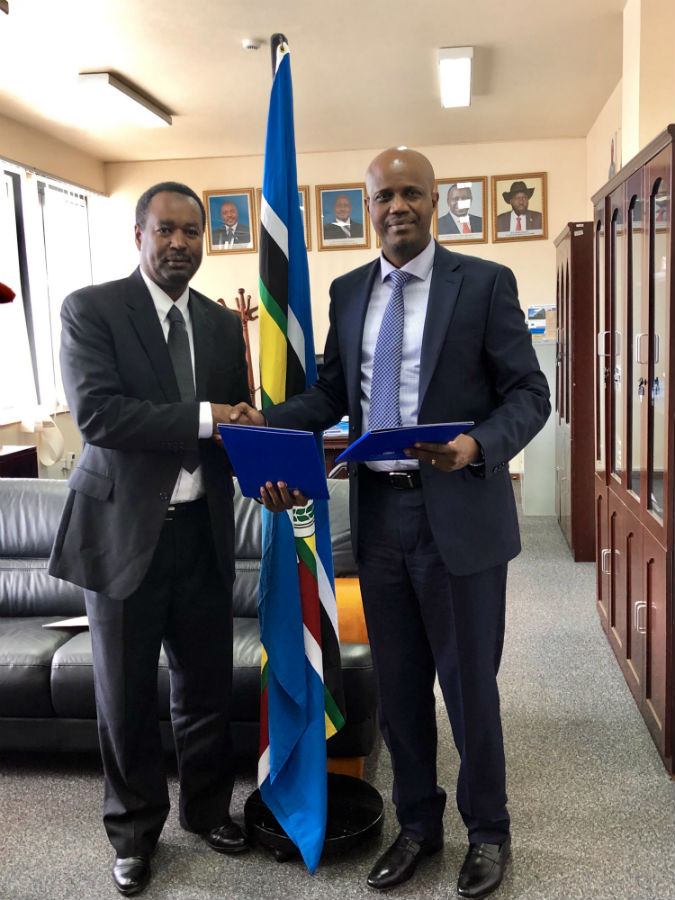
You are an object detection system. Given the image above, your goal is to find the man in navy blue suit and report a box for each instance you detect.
[231,149,549,899]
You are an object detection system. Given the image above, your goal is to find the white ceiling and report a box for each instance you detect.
[0,0,624,163]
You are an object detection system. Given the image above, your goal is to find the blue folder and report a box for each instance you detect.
[335,421,474,463]
[217,424,329,500]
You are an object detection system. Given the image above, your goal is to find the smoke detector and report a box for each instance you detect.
[242,38,262,51]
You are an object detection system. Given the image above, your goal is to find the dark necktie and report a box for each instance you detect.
[341,224,351,237]
[369,269,413,430]
[167,304,199,473]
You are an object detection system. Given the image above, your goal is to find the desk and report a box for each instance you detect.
[0,446,38,478]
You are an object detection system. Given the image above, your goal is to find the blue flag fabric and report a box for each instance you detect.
[257,43,333,874]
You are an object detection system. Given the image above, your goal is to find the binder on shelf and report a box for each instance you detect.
[335,421,474,463]
[217,424,330,500]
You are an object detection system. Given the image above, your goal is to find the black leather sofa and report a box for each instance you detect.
[0,477,376,763]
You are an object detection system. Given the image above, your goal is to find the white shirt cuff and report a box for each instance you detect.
[198,402,213,439]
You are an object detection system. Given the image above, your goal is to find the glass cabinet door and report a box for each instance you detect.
[647,165,670,526]
[595,206,607,478]
[627,176,645,503]
[610,189,625,484]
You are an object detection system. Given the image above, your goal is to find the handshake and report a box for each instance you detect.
[210,400,264,436]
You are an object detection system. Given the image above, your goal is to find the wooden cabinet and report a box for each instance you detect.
[554,222,595,560]
[592,125,674,774]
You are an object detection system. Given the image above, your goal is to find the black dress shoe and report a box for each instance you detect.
[367,832,443,890]
[112,856,151,896]
[457,836,511,899]
[202,821,250,854]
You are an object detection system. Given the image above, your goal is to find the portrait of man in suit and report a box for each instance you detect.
[205,190,256,253]
[436,180,485,243]
[494,175,547,240]
[49,182,252,895]
[317,185,369,249]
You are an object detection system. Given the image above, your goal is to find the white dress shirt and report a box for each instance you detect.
[140,269,212,502]
[360,238,435,471]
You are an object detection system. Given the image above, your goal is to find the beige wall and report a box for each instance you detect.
[102,137,588,362]
[586,81,622,209]
[622,0,675,162]
[0,113,105,193]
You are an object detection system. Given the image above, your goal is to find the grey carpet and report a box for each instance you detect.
[1,507,674,899]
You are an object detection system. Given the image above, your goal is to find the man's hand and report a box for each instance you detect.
[259,481,309,512]
[211,403,233,438]
[230,402,266,427]
[404,433,481,472]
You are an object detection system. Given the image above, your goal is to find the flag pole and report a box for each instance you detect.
[270,32,288,75]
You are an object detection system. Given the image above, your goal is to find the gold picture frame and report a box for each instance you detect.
[434,177,488,245]
[316,183,370,251]
[491,173,547,243]
[203,188,257,255]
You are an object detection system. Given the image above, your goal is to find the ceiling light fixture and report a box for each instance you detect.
[438,47,473,108]
[78,72,172,127]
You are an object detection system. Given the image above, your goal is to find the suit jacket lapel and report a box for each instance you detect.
[419,244,463,407]
[125,268,179,402]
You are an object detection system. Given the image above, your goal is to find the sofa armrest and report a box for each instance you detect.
[335,577,369,645]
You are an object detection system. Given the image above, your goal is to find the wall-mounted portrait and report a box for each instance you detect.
[316,184,370,251]
[434,177,487,244]
[491,173,547,242]
[256,185,311,251]
[203,189,257,254]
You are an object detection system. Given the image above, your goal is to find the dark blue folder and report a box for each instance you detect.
[335,421,474,463]
[217,424,329,500]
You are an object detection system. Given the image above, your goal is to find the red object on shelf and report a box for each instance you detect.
[0,281,16,303]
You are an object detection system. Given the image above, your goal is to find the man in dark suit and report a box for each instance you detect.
[437,183,482,236]
[49,182,252,896]
[212,200,251,247]
[231,149,549,900]
[496,180,543,233]
[323,192,364,239]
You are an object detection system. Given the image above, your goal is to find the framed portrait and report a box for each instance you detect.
[316,184,370,251]
[203,188,257,254]
[491,173,547,243]
[256,185,311,251]
[434,177,487,245]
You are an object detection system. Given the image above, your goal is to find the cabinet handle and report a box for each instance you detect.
[653,333,660,365]
[635,333,649,364]
[601,548,611,574]
[597,331,611,357]
[634,600,647,635]
[614,331,622,357]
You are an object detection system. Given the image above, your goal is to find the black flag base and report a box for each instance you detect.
[244,773,384,862]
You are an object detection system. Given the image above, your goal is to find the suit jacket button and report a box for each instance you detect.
[159,491,169,501]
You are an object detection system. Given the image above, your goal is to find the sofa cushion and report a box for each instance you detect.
[0,617,75,716]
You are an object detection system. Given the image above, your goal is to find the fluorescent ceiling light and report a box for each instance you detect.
[78,72,172,128]
[438,47,473,108]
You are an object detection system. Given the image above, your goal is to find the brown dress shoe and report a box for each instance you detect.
[112,856,151,896]
[202,821,250,854]
[367,832,443,890]
[457,836,511,899]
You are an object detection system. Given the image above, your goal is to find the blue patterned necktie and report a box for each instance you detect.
[369,269,413,430]
[167,304,199,473]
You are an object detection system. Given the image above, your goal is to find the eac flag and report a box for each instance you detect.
[256,38,345,873]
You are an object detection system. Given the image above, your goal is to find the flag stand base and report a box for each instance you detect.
[244,772,384,862]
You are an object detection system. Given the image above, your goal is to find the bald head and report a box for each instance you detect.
[366,148,436,196]
[365,147,438,268]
